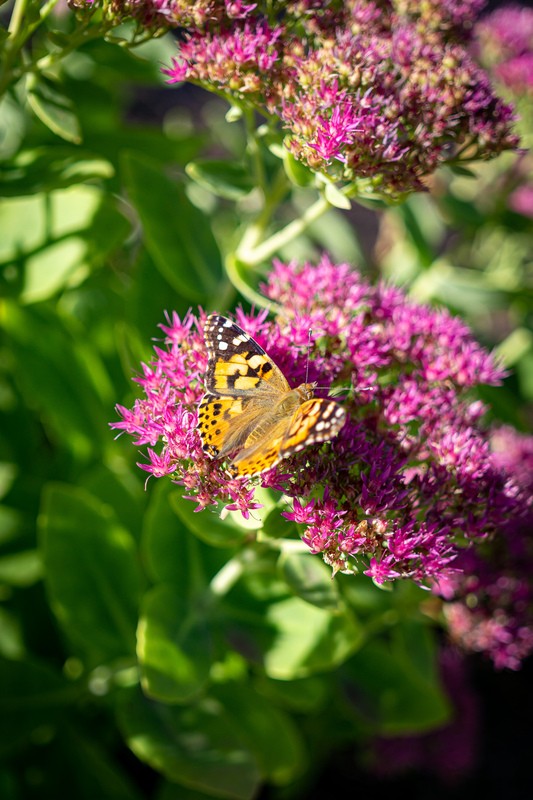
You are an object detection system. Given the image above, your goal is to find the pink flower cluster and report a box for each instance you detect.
[113,256,531,606]
[475,4,533,95]
[146,0,518,197]
[440,427,533,669]
[74,2,519,195]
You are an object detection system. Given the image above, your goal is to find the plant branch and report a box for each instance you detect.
[236,193,331,267]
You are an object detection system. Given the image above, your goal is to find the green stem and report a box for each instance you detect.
[33,22,102,73]
[236,194,331,267]
[244,108,267,195]
[207,550,251,599]
[225,253,280,311]
[0,0,62,97]
[0,0,31,97]
[8,0,30,35]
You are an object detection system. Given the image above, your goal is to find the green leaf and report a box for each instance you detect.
[81,464,146,544]
[260,505,294,539]
[234,596,363,680]
[0,549,42,586]
[170,491,251,549]
[141,482,232,595]
[2,303,112,457]
[254,674,328,713]
[121,151,224,302]
[117,687,261,800]
[0,607,24,660]
[212,682,306,785]
[0,93,25,160]
[0,656,71,756]
[344,622,451,735]
[397,198,443,268]
[0,186,98,261]
[27,74,82,144]
[0,771,17,800]
[39,484,144,665]
[0,186,129,303]
[439,191,485,229]
[283,151,315,188]
[447,163,477,178]
[142,483,192,585]
[517,350,533,401]
[158,782,225,800]
[138,584,212,703]
[279,551,340,611]
[186,160,254,200]
[323,181,351,210]
[0,505,21,546]
[495,326,533,368]
[0,147,114,197]
[56,726,145,800]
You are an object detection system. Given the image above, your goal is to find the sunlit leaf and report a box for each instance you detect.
[186,160,254,199]
[121,152,224,302]
[27,75,82,144]
[279,551,341,611]
[0,147,114,197]
[0,549,42,586]
[138,584,212,703]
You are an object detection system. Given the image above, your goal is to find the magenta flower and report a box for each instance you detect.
[164,20,283,97]
[75,0,258,29]
[155,0,519,197]
[79,3,519,196]
[112,257,531,622]
[476,5,533,62]
[508,178,533,218]
[475,4,533,94]
[440,426,533,670]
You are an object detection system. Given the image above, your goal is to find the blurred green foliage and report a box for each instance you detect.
[0,7,531,800]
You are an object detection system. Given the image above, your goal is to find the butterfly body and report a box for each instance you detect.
[197,314,346,477]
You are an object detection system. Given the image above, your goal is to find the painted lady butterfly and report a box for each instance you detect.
[197,314,346,477]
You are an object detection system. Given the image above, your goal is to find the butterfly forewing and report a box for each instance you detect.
[203,314,289,397]
[198,314,347,476]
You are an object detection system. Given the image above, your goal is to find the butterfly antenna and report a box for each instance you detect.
[305,327,312,384]
[314,384,374,395]
[305,327,373,396]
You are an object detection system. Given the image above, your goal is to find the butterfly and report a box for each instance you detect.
[197,314,347,477]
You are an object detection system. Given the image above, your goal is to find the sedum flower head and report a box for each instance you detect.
[155,0,518,197]
[440,426,533,670]
[475,4,533,95]
[112,257,531,622]
[71,0,256,30]
[78,1,518,196]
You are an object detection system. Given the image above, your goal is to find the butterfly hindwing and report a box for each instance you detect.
[197,394,266,458]
[228,399,347,477]
[229,417,296,476]
[280,398,347,458]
